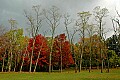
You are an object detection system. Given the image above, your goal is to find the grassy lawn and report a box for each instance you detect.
[0,69,120,80]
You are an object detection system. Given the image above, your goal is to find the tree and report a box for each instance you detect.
[43,6,61,73]
[111,9,120,56]
[106,34,120,72]
[0,27,26,72]
[79,35,107,70]
[0,25,8,72]
[86,24,97,72]
[112,9,120,34]
[108,50,120,68]
[33,34,49,72]
[23,34,49,72]
[52,33,74,71]
[20,36,29,72]
[24,5,43,72]
[0,33,9,72]
[76,11,91,72]
[93,6,109,73]
[14,29,27,72]
[64,13,72,42]
[72,43,79,72]
[4,28,25,72]
[63,13,79,73]
[7,19,17,72]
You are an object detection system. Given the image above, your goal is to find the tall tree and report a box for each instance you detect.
[24,5,43,72]
[93,6,109,73]
[76,11,91,72]
[8,19,17,72]
[111,9,120,56]
[0,32,9,72]
[13,29,25,71]
[0,25,8,72]
[20,36,29,72]
[86,24,96,72]
[64,13,78,73]
[44,6,61,73]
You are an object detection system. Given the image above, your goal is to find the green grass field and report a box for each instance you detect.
[0,69,120,80]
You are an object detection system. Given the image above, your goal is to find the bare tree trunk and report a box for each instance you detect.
[34,41,44,72]
[2,55,5,72]
[49,38,54,73]
[29,53,33,72]
[89,57,92,72]
[99,20,103,73]
[8,49,12,72]
[79,24,85,72]
[89,37,92,73]
[14,53,16,72]
[78,60,80,72]
[2,51,6,72]
[10,51,12,71]
[49,53,52,72]
[75,58,78,73]
[34,51,41,72]
[101,58,104,73]
[60,41,62,72]
[79,52,83,72]
[20,56,24,72]
[107,58,110,73]
[29,39,36,72]
[60,53,62,72]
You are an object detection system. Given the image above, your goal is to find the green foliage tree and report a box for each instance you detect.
[108,50,120,68]
[5,28,25,72]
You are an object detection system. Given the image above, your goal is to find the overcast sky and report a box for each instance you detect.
[0,0,120,40]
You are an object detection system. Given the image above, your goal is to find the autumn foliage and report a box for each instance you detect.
[23,34,50,70]
[52,33,74,68]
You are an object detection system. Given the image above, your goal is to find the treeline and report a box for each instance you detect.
[0,5,120,73]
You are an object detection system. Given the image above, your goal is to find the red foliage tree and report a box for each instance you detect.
[23,34,49,71]
[52,33,74,68]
